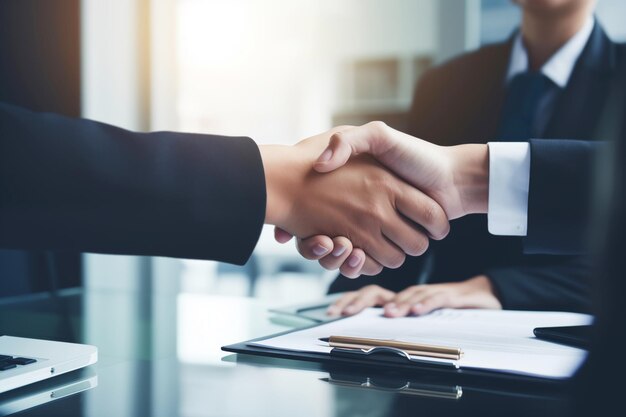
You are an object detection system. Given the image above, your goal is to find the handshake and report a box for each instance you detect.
[260,122,490,278]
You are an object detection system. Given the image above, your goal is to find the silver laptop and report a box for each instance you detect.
[0,336,97,394]
[0,367,97,416]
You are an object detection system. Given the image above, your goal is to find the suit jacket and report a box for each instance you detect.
[0,0,83,298]
[572,90,626,415]
[329,22,625,313]
[0,102,266,265]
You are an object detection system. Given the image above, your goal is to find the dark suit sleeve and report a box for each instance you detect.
[485,256,592,313]
[0,102,266,264]
[524,139,605,255]
[489,139,601,311]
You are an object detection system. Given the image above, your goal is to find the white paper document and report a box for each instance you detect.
[251,308,593,379]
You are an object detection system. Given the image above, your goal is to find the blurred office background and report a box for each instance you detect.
[110,0,625,305]
[2,0,625,306]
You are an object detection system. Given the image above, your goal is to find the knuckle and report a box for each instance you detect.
[362,263,383,276]
[436,220,451,241]
[335,236,352,249]
[422,200,442,225]
[377,173,397,191]
[368,120,388,133]
[407,235,429,256]
[386,251,406,269]
[340,267,359,279]
[428,204,450,240]
[361,202,385,227]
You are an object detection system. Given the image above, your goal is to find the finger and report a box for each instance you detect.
[343,285,395,316]
[295,235,334,260]
[327,291,360,316]
[386,288,437,317]
[314,121,392,173]
[381,216,431,258]
[384,300,412,317]
[384,285,427,317]
[411,293,451,316]
[363,234,406,270]
[396,185,450,241]
[339,249,366,278]
[392,285,427,305]
[319,237,353,270]
[359,255,384,276]
[274,227,294,244]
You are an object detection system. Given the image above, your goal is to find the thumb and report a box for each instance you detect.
[313,131,357,173]
[314,122,395,173]
[314,122,392,173]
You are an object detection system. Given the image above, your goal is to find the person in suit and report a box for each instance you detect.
[293,0,625,317]
[0,103,451,272]
[572,92,626,415]
[304,102,625,417]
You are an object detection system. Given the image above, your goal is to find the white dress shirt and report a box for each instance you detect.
[487,16,595,236]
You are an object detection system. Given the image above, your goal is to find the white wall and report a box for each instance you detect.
[175,0,438,144]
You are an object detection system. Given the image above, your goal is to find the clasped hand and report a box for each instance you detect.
[260,125,450,277]
[266,122,489,277]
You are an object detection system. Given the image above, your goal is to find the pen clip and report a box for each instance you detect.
[330,346,460,369]
[360,346,412,360]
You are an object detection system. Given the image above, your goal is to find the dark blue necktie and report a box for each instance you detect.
[496,72,556,141]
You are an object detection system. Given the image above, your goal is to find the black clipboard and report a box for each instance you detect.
[221,323,571,385]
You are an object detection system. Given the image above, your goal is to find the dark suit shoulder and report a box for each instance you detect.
[408,42,511,144]
[421,42,511,88]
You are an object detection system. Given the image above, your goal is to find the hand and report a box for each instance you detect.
[326,276,502,318]
[315,121,490,219]
[259,128,450,271]
[326,285,396,317]
[279,122,489,276]
[383,275,502,317]
[274,227,376,278]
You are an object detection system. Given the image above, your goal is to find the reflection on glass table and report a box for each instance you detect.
[0,288,575,417]
[0,367,97,416]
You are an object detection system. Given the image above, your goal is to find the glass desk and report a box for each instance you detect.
[0,288,575,417]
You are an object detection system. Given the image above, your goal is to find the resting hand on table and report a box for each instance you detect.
[326,275,502,317]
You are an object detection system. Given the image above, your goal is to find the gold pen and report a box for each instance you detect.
[319,336,463,361]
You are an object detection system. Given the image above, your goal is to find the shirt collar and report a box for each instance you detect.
[506,15,595,88]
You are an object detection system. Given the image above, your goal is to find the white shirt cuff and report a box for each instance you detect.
[487,142,531,236]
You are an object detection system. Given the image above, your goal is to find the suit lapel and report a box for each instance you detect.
[543,22,618,140]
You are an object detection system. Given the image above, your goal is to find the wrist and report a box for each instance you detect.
[464,275,503,309]
[259,144,308,227]
[447,144,489,216]
[259,145,292,226]
[465,275,495,294]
